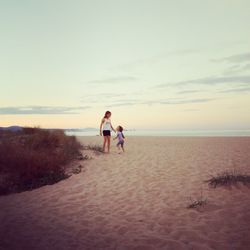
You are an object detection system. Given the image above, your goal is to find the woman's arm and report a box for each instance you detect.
[100,118,104,136]
[111,124,116,133]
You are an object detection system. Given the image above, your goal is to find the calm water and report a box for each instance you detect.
[66,129,250,137]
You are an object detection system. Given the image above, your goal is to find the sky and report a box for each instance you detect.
[1,0,250,130]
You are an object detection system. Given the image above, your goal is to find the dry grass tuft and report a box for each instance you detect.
[206,170,250,188]
[187,192,207,209]
[84,144,104,153]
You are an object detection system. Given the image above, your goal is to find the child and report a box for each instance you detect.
[100,111,116,153]
[113,126,125,153]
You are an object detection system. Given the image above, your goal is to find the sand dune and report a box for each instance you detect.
[0,136,250,250]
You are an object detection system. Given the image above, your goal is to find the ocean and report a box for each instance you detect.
[66,129,250,137]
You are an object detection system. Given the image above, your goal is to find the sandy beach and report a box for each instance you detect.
[0,136,250,250]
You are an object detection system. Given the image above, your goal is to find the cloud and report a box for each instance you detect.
[81,93,143,107]
[107,102,137,107]
[176,90,201,94]
[106,98,142,107]
[157,75,250,88]
[107,98,214,107]
[87,76,138,84]
[158,98,214,105]
[81,93,124,103]
[155,53,250,89]
[242,63,250,71]
[212,52,250,76]
[219,87,250,93]
[223,62,250,75]
[112,49,200,71]
[213,52,250,63]
[0,106,90,115]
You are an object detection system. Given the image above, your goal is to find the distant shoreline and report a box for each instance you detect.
[1,126,250,137]
[68,130,250,137]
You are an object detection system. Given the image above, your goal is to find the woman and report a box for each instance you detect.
[100,111,116,153]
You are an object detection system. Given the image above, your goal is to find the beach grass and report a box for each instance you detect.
[84,144,104,153]
[206,170,250,188]
[187,192,207,209]
[0,127,81,195]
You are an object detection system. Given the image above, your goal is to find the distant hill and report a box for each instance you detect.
[0,126,23,132]
[0,126,98,133]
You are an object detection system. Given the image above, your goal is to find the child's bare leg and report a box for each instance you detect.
[117,144,121,153]
[121,144,125,152]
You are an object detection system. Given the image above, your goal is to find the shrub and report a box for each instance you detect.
[0,128,81,195]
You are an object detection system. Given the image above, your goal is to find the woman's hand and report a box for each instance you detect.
[111,125,116,133]
[100,118,104,136]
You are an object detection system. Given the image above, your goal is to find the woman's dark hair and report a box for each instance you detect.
[104,111,111,118]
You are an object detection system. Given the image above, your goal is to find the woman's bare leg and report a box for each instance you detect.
[107,136,111,153]
[103,136,107,152]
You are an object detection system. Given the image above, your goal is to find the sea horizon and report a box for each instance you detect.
[66,129,250,137]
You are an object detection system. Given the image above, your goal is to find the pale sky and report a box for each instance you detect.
[1,0,250,130]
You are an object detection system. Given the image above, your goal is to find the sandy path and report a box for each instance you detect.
[0,137,250,250]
